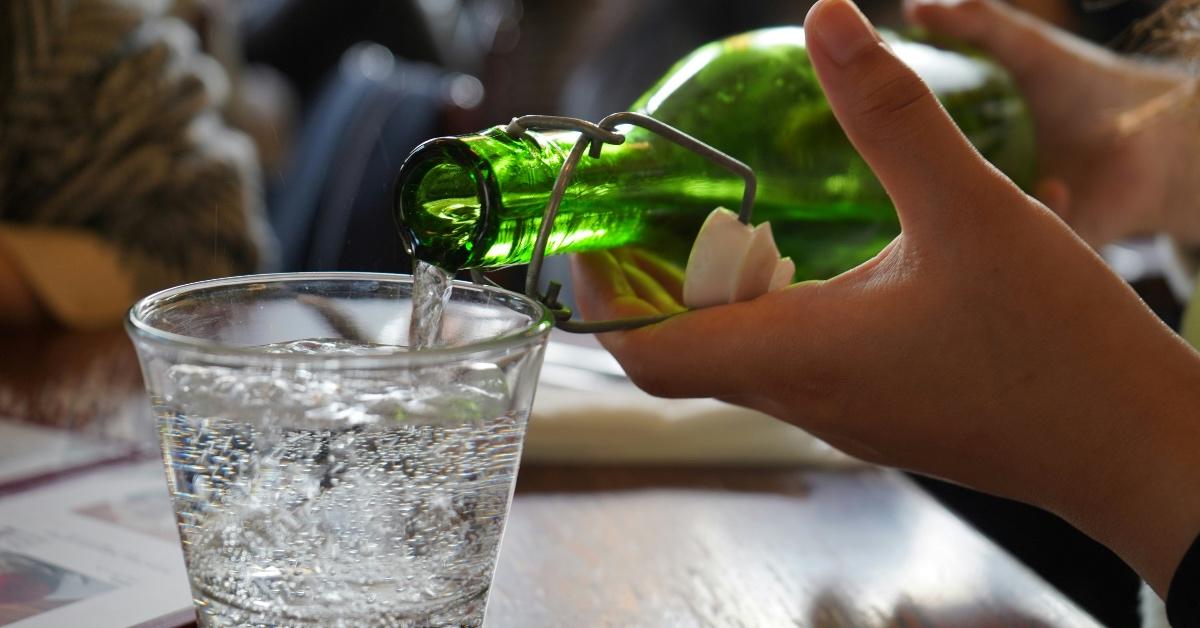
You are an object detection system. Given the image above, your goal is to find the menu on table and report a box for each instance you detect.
[0,459,193,628]
[0,420,140,494]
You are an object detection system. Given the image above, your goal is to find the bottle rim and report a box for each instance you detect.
[393,136,499,270]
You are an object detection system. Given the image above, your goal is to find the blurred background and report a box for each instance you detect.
[3,0,1177,625]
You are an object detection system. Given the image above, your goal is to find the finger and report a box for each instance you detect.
[621,261,687,314]
[902,0,1073,80]
[613,247,685,303]
[570,251,658,321]
[575,252,818,399]
[804,0,1019,233]
[1035,177,1071,221]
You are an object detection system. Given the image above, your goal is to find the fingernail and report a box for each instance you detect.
[809,0,880,66]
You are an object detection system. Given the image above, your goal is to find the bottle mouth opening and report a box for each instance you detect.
[394,137,495,270]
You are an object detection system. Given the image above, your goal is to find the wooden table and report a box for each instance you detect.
[0,327,1102,627]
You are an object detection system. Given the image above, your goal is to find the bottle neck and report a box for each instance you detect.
[395,125,700,271]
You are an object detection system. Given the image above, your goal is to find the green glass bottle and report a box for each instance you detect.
[395,27,1034,278]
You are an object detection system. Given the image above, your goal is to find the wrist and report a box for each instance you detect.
[1051,335,1200,595]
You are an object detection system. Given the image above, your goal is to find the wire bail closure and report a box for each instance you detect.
[469,112,757,334]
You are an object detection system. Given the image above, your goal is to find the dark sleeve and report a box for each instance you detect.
[1168,532,1200,626]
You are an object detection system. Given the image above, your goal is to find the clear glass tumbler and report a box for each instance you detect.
[126,273,552,627]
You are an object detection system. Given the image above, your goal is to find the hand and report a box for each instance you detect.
[573,0,1200,594]
[906,0,1200,247]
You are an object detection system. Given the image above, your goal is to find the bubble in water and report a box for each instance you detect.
[157,339,524,627]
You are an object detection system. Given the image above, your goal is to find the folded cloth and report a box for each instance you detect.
[523,334,865,468]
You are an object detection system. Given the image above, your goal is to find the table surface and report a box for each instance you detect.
[0,327,1102,627]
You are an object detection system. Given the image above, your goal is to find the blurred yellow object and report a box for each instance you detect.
[0,226,135,329]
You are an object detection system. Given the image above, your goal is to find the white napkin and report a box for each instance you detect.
[524,333,865,467]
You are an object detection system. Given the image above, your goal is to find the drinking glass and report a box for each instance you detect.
[126,273,552,627]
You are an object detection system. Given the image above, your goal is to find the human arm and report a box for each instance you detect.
[572,0,1200,597]
[905,0,1200,248]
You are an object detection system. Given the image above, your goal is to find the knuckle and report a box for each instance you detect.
[626,368,679,399]
[850,65,936,142]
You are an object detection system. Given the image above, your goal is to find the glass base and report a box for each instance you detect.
[192,586,489,627]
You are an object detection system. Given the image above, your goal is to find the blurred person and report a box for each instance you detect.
[0,0,275,329]
[238,0,444,105]
[573,0,1200,624]
[172,0,300,182]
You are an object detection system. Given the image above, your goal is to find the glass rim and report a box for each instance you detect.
[126,272,554,367]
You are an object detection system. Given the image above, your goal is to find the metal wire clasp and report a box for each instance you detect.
[468,112,757,334]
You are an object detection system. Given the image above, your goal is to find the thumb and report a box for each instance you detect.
[804,0,1018,234]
